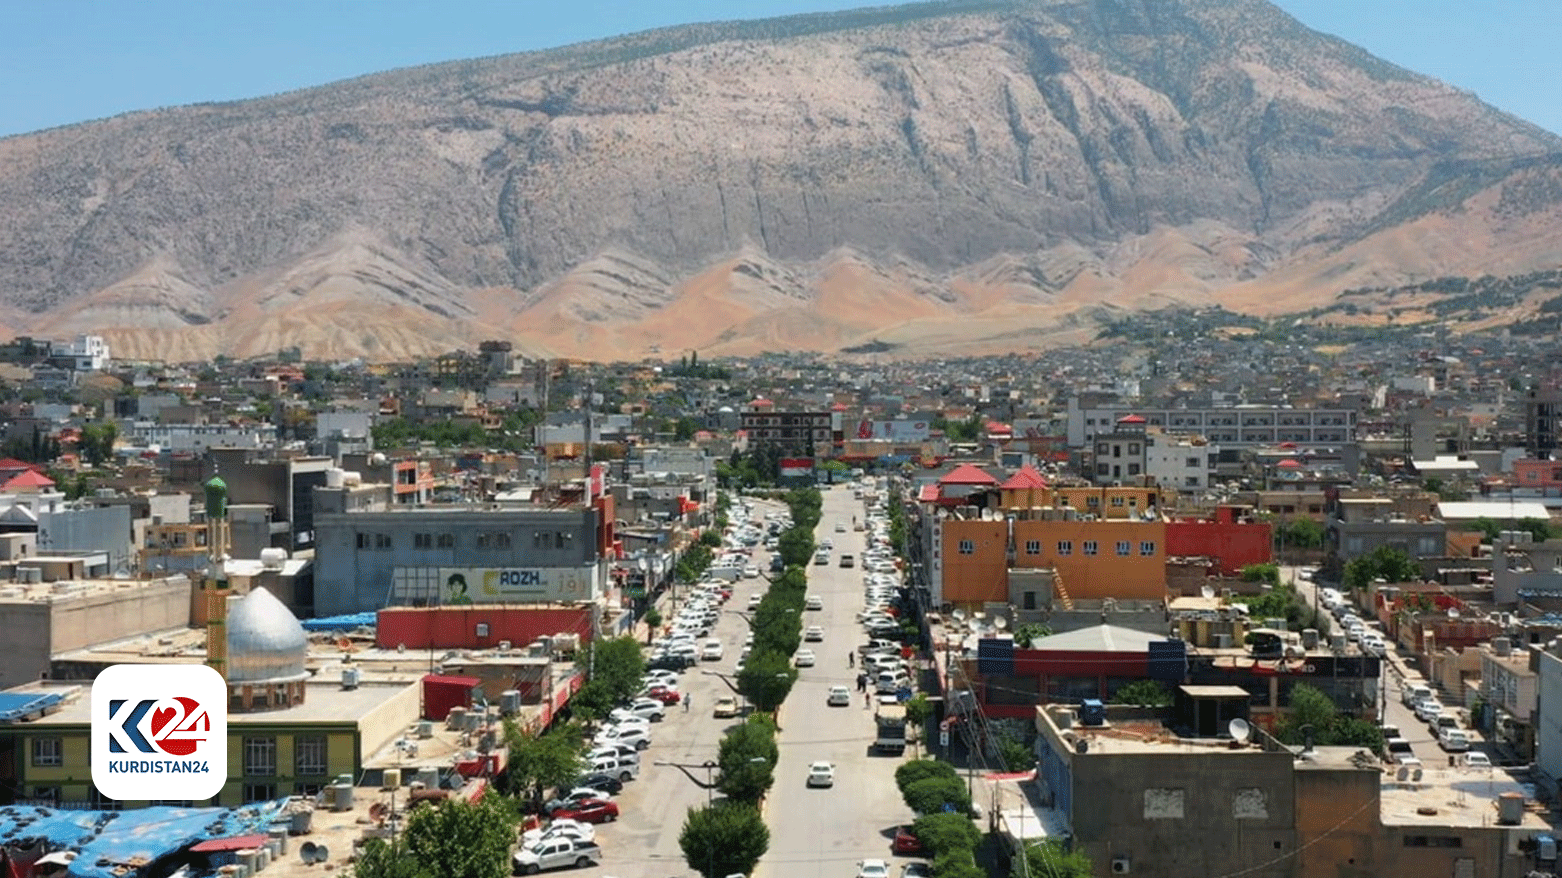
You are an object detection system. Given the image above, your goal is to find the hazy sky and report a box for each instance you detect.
[1,0,1558,139]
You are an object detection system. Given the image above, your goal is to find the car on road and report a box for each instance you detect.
[892,825,924,855]
[1438,728,1470,752]
[702,639,725,661]
[901,863,931,878]
[748,593,763,609]
[550,799,620,824]
[804,625,825,642]
[611,699,667,723]
[1463,752,1492,769]
[648,653,696,672]
[840,554,855,568]
[644,686,683,705]
[836,522,847,532]
[713,696,740,718]
[806,595,824,611]
[1395,754,1424,768]
[857,859,891,878]
[807,761,835,787]
[795,648,816,667]
[828,685,852,706]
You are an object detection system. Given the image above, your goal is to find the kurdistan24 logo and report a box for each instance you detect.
[92,664,228,801]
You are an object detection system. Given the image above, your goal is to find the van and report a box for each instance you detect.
[1402,684,1432,708]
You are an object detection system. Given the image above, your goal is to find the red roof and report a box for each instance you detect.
[190,834,269,853]
[423,673,482,687]
[1117,414,1146,424]
[0,458,35,471]
[831,403,849,411]
[1276,459,1303,469]
[999,465,1049,490]
[938,463,999,486]
[917,485,941,503]
[2,470,54,489]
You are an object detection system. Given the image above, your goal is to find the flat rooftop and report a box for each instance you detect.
[9,679,416,727]
[1377,762,1552,830]
[0,574,186,604]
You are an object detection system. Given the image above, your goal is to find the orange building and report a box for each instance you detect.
[933,513,1167,608]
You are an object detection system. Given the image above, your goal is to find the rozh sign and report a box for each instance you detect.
[437,567,593,603]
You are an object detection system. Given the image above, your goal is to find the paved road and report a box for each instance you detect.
[587,499,788,878]
[760,484,916,878]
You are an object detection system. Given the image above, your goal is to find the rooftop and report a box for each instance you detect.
[9,678,417,727]
[1374,762,1550,830]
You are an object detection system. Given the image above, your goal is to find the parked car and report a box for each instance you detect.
[702,639,725,661]
[713,696,740,718]
[611,700,666,723]
[573,773,624,796]
[546,788,608,813]
[594,724,651,750]
[857,859,891,878]
[901,863,932,878]
[521,819,595,847]
[892,825,924,854]
[807,761,836,787]
[513,837,602,874]
[1463,752,1492,769]
[806,596,824,611]
[644,686,683,706]
[804,625,825,642]
[1438,728,1471,752]
[550,799,620,824]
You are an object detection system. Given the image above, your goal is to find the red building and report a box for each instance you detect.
[1166,506,1273,575]
[965,625,1157,720]
[378,605,598,651]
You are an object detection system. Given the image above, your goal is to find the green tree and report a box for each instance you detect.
[643,608,663,645]
[1013,840,1094,878]
[1241,562,1281,586]
[1012,623,1052,648]
[591,636,648,705]
[1112,680,1172,707]
[736,649,797,712]
[777,527,816,568]
[350,838,423,878]
[903,693,933,729]
[679,802,770,878]
[895,758,960,796]
[399,794,514,878]
[1279,517,1325,550]
[79,422,118,465]
[500,719,587,805]
[716,718,778,802]
[1343,545,1420,591]
[903,775,971,816]
[910,812,981,856]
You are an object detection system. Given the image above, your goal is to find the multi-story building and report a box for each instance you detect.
[738,403,831,457]
[1525,387,1562,459]
[1481,638,1537,760]
[1145,432,1220,493]
[1067,398,1356,448]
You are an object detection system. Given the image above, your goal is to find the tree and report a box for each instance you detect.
[903,775,971,816]
[350,838,423,878]
[736,649,797,712]
[79,422,118,466]
[501,719,587,806]
[777,527,816,568]
[1013,840,1094,878]
[1279,517,1325,550]
[1343,545,1420,591]
[895,759,959,796]
[399,795,514,878]
[911,812,981,856]
[1013,623,1052,649]
[716,718,778,802]
[1112,680,1172,707]
[1241,562,1281,586]
[643,608,663,645]
[590,636,647,705]
[679,801,770,878]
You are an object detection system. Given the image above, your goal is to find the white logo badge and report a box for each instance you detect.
[91,664,227,801]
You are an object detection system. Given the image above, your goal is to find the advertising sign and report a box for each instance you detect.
[433,567,595,603]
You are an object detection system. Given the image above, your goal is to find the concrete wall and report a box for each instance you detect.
[0,601,53,687]
[356,681,423,760]
[1293,765,1381,877]
[48,578,191,654]
[1533,646,1562,799]
[1071,749,1298,878]
[37,504,132,574]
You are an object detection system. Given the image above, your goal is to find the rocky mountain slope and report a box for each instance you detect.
[0,0,1558,362]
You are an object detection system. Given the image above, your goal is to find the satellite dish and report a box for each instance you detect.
[952,609,967,621]
[1395,767,1409,782]
[1411,769,1423,783]
[1228,718,1251,744]
[301,842,322,863]
[1201,585,1216,599]
[994,617,1008,630]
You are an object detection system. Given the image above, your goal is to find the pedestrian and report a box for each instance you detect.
[864,691,871,709]
[684,692,692,712]
[848,651,854,668]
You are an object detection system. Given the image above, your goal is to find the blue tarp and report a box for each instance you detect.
[300,612,377,631]
[0,799,289,878]
[0,692,63,723]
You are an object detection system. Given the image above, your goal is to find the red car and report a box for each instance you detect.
[892,825,923,855]
[552,798,620,824]
[645,686,682,705]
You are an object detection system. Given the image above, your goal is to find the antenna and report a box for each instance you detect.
[1227,718,1251,744]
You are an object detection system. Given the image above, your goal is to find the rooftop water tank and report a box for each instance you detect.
[1079,698,1106,726]
[259,547,288,570]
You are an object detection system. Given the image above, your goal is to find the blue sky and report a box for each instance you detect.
[1,0,1557,139]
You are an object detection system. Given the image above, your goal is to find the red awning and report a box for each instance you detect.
[190,834,269,852]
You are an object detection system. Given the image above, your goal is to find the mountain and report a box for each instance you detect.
[0,0,1559,362]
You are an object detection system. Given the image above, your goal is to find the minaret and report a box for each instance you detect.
[203,473,232,679]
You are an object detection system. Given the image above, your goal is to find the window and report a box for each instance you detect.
[958,540,974,555]
[1116,541,1131,556]
[437,533,455,549]
[1096,464,1110,476]
[1186,457,1200,468]
[244,736,277,777]
[1140,541,1156,556]
[243,782,278,803]
[31,737,62,767]
[375,533,392,549]
[1128,464,1141,475]
[1128,443,1139,455]
[1086,496,1099,507]
[1110,496,1125,507]
[1022,591,1037,610]
[414,533,432,549]
[1083,541,1098,556]
[1095,442,1109,455]
[1024,540,1041,555]
[295,735,328,776]
[1056,540,1072,556]
[356,533,371,550]
[482,532,513,550]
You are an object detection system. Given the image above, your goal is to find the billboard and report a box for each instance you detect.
[779,457,814,479]
[393,566,599,604]
[854,419,932,442]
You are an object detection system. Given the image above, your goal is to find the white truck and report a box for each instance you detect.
[513,837,603,874]
[874,703,907,754]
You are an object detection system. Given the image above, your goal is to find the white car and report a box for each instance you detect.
[702,639,725,661]
[521,820,595,847]
[806,595,824,611]
[1463,752,1492,769]
[828,685,851,706]
[804,625,825,642]
[748,594,763,609]
[857,859,890,878]
[807,761,835,787]
[795,648,816,667]
[1438,729,1470,752]
[594,724,651,750]
[612,699,667,722]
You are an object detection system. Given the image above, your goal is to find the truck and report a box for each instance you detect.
[513,837,603,874]
[874,703,907,754]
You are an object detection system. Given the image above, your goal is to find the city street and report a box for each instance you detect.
[759,484,916,878]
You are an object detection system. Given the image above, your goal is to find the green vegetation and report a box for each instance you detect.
[1342,545,1421,592]
[1469,516,1554,544]
[1275,683,1383,751]
[351,793,516,878]
[932,413,983,442]
[716,715,779,802]
[569,636,647,721]
[499,720,588,806]
[1112,680,1173,707]
[1013,840,1094,878]
[1238,580,1330,635]
[678,801,770,878]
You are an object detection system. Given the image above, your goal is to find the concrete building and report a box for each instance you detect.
[312,501,608,617]
[1067,398,1355,448]
[738,405,830,456]
[0,575,192,688]
[1526,387,1562,460]
[207,449,334,552]
[1480,638,1537,760]
[1145,432,1220,493]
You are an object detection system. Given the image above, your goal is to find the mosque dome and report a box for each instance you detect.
[226,587,308,684]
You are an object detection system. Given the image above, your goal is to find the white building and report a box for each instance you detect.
[123,422,273,453]
[1145,433,1220,493]
[62,335,110,371]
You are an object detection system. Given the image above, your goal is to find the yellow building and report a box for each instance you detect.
[934,512,1167,608]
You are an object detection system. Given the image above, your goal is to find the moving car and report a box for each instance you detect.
[840,554,855,568]
[550,799,620,824]
[713,696,740,718]
[804,625,825,642]
[828,685,852,706]
[857,859,890,878]
[807,761,836,787]
[892,825,924,855]
[806,595,824,611]
[795,648,816,667]
[702,639,725,661]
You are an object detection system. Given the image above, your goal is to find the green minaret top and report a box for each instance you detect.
[203,474,229,519]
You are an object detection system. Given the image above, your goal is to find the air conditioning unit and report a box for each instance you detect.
[1111,857,1131,874]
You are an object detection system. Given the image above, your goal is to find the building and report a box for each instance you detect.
[1145,432,1220,493]
[206,449,334,552]
[0,575,191,688]
[312,499,609,617]
[1480,638,1537,761]
[1088,414,1148,485]
[1165,507,1274,576]
[738,405,830,456]
[1067,398,1356,448]
[1525,387,1562,460]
